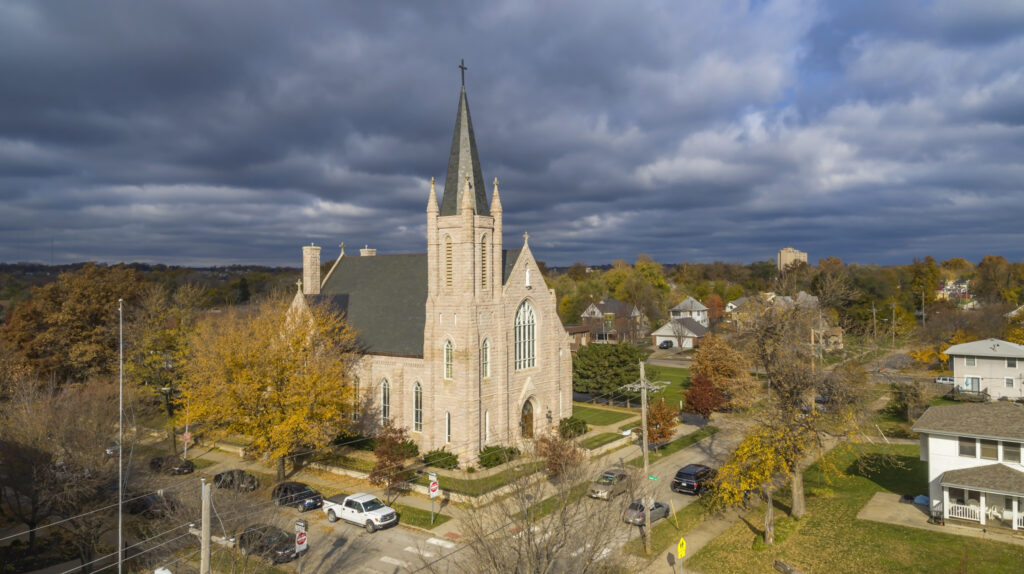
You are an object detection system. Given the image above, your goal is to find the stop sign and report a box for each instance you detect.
[295,531,308,552]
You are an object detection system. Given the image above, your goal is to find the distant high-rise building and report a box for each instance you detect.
[777,247,808,272]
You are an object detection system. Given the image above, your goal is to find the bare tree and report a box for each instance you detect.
[423,453,632,573]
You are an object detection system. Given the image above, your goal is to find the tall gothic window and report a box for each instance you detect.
[351,377,360,421]
[484,410,490,443]
[481,235,488,289]
[445,411,452,443]
[444,340,454,379]
[515,301,536,370]
[481,339,490,378]
[413,382,422,432]
[445,236,453,288]
[381,379,390,424]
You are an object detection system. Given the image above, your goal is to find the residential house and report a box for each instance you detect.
[650,318,708,349]
[912,402,1024,531]
[943,338,1024,401]
[669,297,709,327]
[580,298,644,345]
[563,324,591,353]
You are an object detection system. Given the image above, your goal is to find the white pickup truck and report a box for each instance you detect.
[323,493,398,533]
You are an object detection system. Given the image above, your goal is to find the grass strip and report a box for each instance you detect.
[525,482,590,520]
[626,426,720,467]
[393,503,452,529]
[413,461,546,496]
[572,405,635,426]
[581,432,624,450]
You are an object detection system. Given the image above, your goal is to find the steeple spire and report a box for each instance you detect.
[440,62,489,217]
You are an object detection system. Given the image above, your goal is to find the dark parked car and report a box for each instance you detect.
[271,481,323,512]
[126,493,177,519]
[215,469,260,492]
[237,524,299,564]
[149,456,195,475]
[658,340,673,349]
[622,498,670,526]
[670,463,716,495]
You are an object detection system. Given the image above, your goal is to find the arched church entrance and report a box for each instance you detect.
[521,400,534,439]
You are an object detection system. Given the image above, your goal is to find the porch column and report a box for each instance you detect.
[942,487,949,521]
[979,491,986,526]
[1014,497,1019,531]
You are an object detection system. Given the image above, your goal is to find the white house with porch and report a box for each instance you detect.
[944,338,1024,401]
[912,402,1024,531]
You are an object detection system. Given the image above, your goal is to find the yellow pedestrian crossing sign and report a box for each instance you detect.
[678,537,686,558]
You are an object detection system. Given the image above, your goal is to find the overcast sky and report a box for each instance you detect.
[2,1,1023,268]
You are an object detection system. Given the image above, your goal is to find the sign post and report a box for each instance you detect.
[295,519,308,574]
[678,536,686,559]
[428,472,439,525]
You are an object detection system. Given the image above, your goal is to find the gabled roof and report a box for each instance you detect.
[651,318,709,337]
[942,463,1024,496]
[726,296,748,310]
[584,298,639,318]
[440,86,489,216]
[944,338,1024,359]
[317,249,522,357]
[912,402,1024,441]
[671,297,707,312]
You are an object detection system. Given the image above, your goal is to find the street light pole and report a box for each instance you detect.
[639,362,651,554]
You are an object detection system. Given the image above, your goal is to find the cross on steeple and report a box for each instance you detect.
[459,59,468,86]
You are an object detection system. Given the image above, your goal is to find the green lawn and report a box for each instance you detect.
[393,502,452,529]
[572,404,635,426]
[413,461,546,497]
[580,432,624,450]
[686,443,1024,574]
[528,482,590,520]
[626,426,720,467]
[647,365,691,405]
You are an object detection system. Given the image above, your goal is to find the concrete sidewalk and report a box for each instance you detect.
[637,508,744,574]
[858,492,1024,547]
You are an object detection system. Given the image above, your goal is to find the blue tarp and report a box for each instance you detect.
[914,495,929,506]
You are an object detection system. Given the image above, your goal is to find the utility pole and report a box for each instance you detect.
[870,302,877,341]
[200,478,211,574]
[639,361,651,554]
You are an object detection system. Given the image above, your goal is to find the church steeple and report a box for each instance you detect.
[440,61,489,216]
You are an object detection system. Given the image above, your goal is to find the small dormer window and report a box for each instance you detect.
[965,356,976,367]
[1008,358,1017,368]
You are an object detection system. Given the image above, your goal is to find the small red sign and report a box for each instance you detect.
[296,531,307,547]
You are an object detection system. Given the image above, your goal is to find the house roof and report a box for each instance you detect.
[726,296,748,310]
[912,402,1024,441]
[651,318,709,337]
[943,338,1024,359]
[671,297,707,312]
[585,298,639,317]
[563,324,590,334]
[317,249,521,357]
[942,463,1024,496]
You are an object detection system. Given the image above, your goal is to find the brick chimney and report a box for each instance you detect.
[302,244,321,295]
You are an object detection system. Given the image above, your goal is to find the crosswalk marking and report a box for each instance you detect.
[426,537,456,549]
[404,546,436,558]
[379,556,410,568]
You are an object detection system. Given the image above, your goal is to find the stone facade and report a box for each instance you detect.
[296,82,571,464]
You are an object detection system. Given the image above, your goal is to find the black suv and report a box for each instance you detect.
[271,481,323,512]
[215,469,260,492]
[237,524,299,564]
[670,464,715,495]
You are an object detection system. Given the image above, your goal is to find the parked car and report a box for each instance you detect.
[588,469,630,500]
[670,464,715,495]
[149,456,195,475]
[658,340,673,349]
[323,493,397,533]
[271,481,323,512]
[935,376,955,385]
[215,469,260,492]
[236,524,299,564]
[126,492,177,519]
[622,498,670,526]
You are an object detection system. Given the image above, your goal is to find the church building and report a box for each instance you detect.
[296,76,572,461]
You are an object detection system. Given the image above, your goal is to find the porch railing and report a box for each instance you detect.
[1017,514,1024,529]
[948,503,981,522]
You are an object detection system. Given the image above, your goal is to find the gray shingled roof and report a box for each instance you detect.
[440,87,489,216]
[942,463,1024,495]
[671,297,707,312]
[652,318,708,337]
[912,402,1024,441]
[317,249,521,357]
[944,338,1024,359]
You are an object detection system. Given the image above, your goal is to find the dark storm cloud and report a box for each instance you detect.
[1,0,1023,268]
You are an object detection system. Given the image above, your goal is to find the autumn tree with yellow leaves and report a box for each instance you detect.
[181,294,360,480]
[691,334,757,408]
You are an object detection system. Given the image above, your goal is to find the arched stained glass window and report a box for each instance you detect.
[413,382,423,432]
[381,379,390,424]
[444,340,454,379]
[514,301,536,370]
